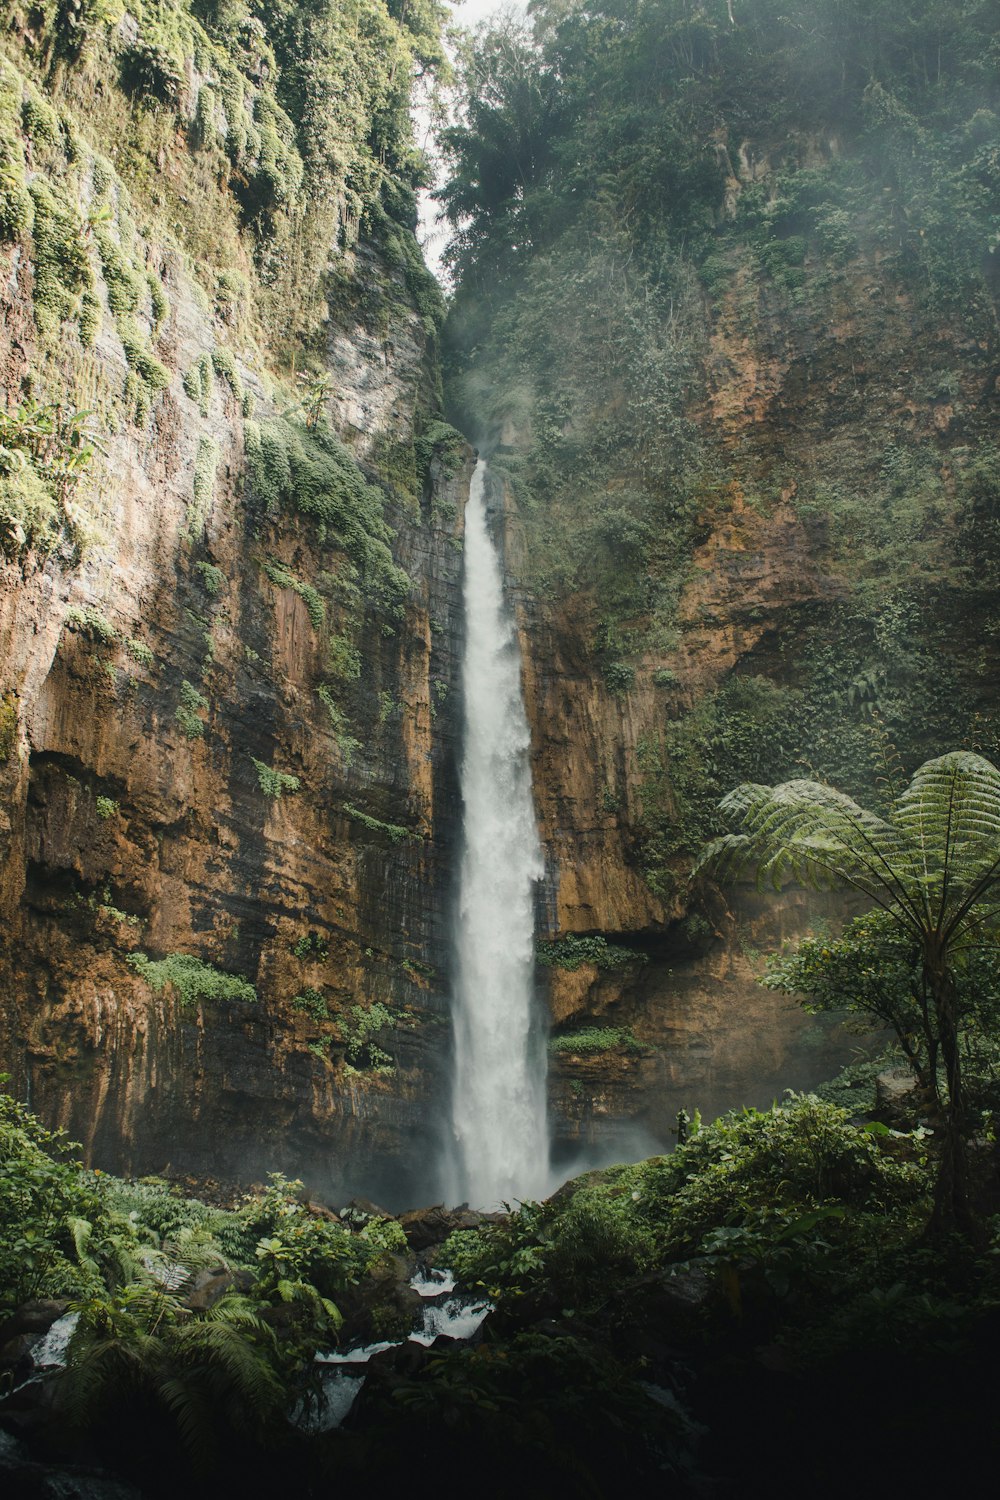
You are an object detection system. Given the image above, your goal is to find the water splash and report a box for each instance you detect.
[449,458,549,1208]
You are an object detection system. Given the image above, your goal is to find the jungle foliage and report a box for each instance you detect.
[0,1089,408,1485]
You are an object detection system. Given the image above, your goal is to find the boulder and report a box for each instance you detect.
[182,1267,256,1313]
[398,1203,498,1251]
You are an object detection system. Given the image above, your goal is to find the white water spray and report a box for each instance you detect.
[450,458,548,1208]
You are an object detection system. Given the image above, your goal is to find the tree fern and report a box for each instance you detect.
[695,750,1000,1232]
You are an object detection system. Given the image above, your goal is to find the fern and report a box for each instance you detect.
[697,749,1000,1232]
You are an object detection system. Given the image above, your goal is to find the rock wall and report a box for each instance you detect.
[0,27,470,1209]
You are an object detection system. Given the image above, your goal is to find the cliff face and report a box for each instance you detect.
[488,465,869,1167]
[0,228,469,1204]
[6,1,1000,1204]
[0,6,469,1208]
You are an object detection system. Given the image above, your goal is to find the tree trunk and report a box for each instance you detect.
[925,962,975,1238]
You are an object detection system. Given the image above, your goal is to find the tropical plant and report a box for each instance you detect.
[763,910,1000,1100]
[695,751,1000,1232]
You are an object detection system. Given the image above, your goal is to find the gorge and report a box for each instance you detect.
[4,1,1000,1492]
[0,0,905,1211]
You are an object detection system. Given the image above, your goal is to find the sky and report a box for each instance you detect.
[416,2,526,280]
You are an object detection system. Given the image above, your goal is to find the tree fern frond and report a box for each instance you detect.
[169,1321,284,1413]
[158,1374,218,1471]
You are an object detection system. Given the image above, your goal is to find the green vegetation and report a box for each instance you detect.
[211,346,244,402]
[188,437,219,540]
[125,635,155,667]
[251,756,300,799]
[316,683,361,765]
[65,604,116,643]
[442,1,1000,903]
[0,1092,438,1489]
[698,750,1000,1230]
[0,692,17,760]
[291,931,328,962]
[0,400,102,557]
[95,795,118,820]
[341,1002,398,1072]
[243,415,410,611]
[128,952,257,1007]
[342,803,413,845]
[183,354,214,417]
[536,934,645,971]
[414,419,465,479]
[175,678,208,739]
[0,0,451,361]
[195,560,225,596]
[292,988,329,1022]
[548,1026,641,1056]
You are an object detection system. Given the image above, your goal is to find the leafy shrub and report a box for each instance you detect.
[292,989,329,1022]
[291,932,328,961]
[195,561,225,596]
[548,1026,642,1055]
[243,416,410,609]
[175,679,208,739]
[128,952,257,1007]
[536,934,644,971]
[341,1002,397,1071]
[65,605,116,643]
[0,1093,106,1307]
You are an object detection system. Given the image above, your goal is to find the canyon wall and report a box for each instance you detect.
[0,4,469,1208]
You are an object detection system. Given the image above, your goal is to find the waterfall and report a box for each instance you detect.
[450,458,549,1208]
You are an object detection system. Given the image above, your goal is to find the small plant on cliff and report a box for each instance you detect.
[175,679,208,739]
[291,932,329,961]
[0,399,102,555]
[341,1002,397,1072]
[536,935,645,971]
[293,988,329,1022]
[342,803,413,845]
[65,605,116,643]
[295,370,332,431]
[548,1026,642,1056]
[128,952,257,1008]
[251,757,300,799]
[195,561,225,597]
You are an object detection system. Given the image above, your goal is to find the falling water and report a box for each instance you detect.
[450,458,549,1208]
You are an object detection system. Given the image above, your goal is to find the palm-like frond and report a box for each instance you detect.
[696,755,1000,948]
[166,1321,285,1432]
[893,752,1000,937]
[696,778,925,929]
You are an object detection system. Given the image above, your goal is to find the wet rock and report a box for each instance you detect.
[339,1252,423,1343]
[0,1303,70,1354]
[182,1266,255,1313]
[397,1202,495,1251]
[340,1197,395,1227]
[874,1067,921,1123]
